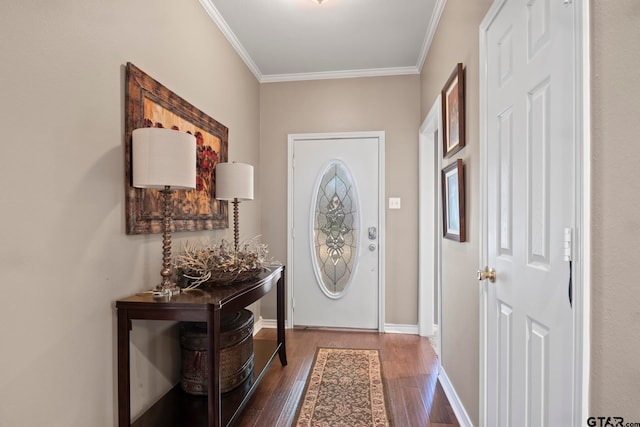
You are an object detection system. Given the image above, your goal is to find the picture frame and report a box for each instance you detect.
[441,63,465,158]
[442,159,466,242]
[125,62,229,235]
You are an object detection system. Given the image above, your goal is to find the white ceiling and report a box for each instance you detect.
[199,0,446,83]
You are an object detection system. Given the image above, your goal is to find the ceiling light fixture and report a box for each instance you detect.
[313,0,325,4]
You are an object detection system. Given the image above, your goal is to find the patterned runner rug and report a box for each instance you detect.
[294,348,391,427]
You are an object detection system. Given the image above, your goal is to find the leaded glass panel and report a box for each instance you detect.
[312,161,359,297]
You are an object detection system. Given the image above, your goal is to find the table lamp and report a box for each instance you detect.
[132,127,196,297]
[215,162,254,252]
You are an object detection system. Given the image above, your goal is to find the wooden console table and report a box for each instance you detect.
[116,266,287,427]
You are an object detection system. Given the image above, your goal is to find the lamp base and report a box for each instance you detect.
[152,187,180,300]
[232,198,240,253]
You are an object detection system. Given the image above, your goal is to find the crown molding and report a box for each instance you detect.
[260,66,420,83]
[198,0,263,81]
[200,0,434,83]
[417,0,447,72]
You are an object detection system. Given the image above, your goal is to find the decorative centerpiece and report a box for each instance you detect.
[175,238,269,288]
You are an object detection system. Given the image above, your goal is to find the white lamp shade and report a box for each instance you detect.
[132,127,196,189]
[215,162,254,201]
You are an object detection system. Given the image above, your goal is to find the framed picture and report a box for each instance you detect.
[442,159,466,242]
[125,63,229,235]
[441,63,465,158]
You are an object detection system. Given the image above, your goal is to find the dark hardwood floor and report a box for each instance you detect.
[234,328,459,427]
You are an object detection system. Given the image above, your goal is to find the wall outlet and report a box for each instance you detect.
[388,197,401,209]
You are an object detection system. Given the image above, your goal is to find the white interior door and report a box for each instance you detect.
[482,0,575,425]
[289,133,382,329]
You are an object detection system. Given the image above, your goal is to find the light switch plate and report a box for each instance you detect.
[388,197,401,209]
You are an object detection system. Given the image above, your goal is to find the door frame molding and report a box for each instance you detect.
[286,131,386,331]
[418,97,443,340]
[479,1,590,426]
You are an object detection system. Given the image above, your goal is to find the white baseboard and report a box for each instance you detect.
[253,316,263,335]
[253,317,277,335]
[257,320,418,335]
[383,323,419,335]
[439,366,474,427]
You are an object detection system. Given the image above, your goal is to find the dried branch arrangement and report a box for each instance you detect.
[175,237,271,289]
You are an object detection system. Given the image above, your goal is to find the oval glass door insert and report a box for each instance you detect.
[311,160,359,298]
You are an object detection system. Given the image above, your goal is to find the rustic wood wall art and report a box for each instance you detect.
[125,62,228,235]
[442,63,465,158]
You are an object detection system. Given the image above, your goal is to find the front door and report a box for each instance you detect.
[482,0,575,425]
[289,133,382,329]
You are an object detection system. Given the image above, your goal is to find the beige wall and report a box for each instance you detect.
[259,76,421,324]
[0,1,259,425]
[1,0,638,424]
[590,0,640,419]
[419,0,493,425]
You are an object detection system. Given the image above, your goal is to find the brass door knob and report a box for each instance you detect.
[477,267,496,283]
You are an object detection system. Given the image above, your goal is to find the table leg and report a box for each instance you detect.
[117,309,131,427]
[207,309,221,427]
[277,270,287,366]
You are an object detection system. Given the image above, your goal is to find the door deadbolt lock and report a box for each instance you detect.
[368,226,377,240]
[368,244,377,252]
[477,267,496,283]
